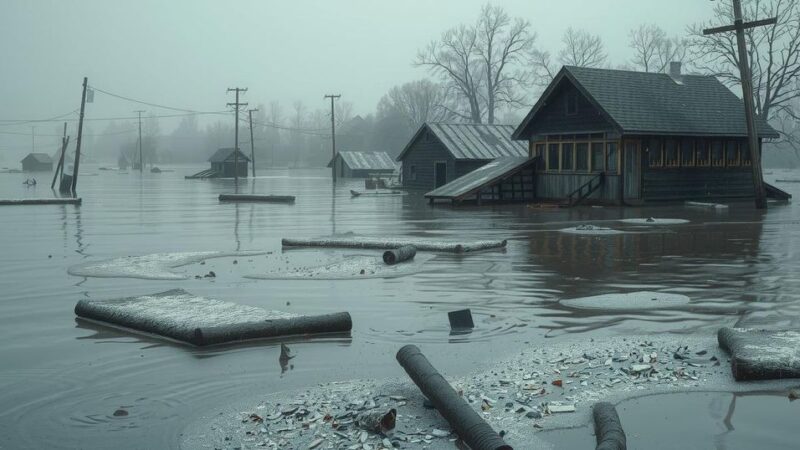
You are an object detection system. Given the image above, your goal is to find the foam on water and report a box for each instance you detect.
[67,251,264,280]
[245,253,436,280]
[560,291,691,311]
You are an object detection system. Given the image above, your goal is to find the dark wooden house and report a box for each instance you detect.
[208,148,249,178]
[396,123,528,190]
[21,153,53,172]
[512,63,782,205]
[327,151,398,178]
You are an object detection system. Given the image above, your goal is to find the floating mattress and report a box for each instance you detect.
[74,289,352,346]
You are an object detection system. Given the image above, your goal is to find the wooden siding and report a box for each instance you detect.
[455,160,490,177]
[400,133,456,190]
[526,81,615,136]
[642,167,754,201]
[536,173,621,203]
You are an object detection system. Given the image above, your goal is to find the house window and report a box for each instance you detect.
[726,141,739,166]
[562,143,574,170]
[647,138,662,168]
[681,139,695,166]
[741,141,752,165]
[695,139,710,166]
[576,143,589,171]
[664,139,679,167]
[409,165,417,181]
[565,91,578,115]
[712,140,725,166]
[591,142,604,172]
[606,142,618,173]
[548,143,560,171]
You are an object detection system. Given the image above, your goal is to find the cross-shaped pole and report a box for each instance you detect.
[704,0,777,209]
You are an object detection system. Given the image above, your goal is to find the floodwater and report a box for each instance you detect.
[1,165,799,449]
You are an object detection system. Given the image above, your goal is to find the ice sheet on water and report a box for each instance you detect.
[618,218,689,225]
[560,291,691,311]
[245,254,436,280]
[68,251,264,280]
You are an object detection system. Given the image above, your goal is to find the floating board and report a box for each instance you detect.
[281,237,507,253]
[350,189,406,197]
[618,218,689,225]
[0,198,81,206]
[718,327,800,381]
[559,225,624,236]
[685,201,729,210]
[74,289,352,346]
[561,291,691,311]
[219,194,295,203]
[775,179,800,183]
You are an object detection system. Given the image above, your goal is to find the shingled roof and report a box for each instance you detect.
[513,65,779,139]
[327,151,397,171]
[397,123,528,162]
[208,148,250,163]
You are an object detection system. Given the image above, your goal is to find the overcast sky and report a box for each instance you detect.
[0,0,716,160]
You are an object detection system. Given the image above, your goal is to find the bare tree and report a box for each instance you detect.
[334,101,354,128]
[416,4,536,124]
[380,79,451,127]
[530,27,607,88]
[629,24,689,72]
[688,0,800,122]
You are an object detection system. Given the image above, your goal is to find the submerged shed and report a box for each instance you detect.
[21,153,53,172]
[207,148,249,178]
[396,123,527,190]
[327,151,397,178]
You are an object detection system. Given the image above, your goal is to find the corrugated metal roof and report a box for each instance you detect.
[21,153,53,164]
[425,157,535,199]
[397,123,528,162]
[514,65,779,139]
[328,151,398,171]
[208,148,250,163]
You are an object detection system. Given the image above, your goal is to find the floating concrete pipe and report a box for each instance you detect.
[382,245,416,265]
[593,402,626,450]
[396,345,512,450]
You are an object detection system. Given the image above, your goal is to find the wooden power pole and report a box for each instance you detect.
[51,122,69,190]
[703,0,777,210]
[227,87,248,186]
[248,108,258,178]
[134,110,145,173]
[71,77,88,194]
[324,94,341,183]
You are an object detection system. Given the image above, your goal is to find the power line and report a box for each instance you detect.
[88,84,219,113]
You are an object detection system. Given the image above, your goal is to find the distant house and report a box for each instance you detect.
[21,153,53,172]
[118,153,130,170]
[512,63,786,204]
[396,123,528,190]
[208,148,249,178]
[327,151,397,178]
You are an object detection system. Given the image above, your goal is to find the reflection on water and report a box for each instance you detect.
[0,165,799,449]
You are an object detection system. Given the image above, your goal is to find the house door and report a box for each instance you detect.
[434,162,447,188]
[623,140,641,201]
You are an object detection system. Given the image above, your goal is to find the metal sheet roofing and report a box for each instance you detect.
[425,157,535,200]
[21,153,53,163]
[514,65,779,139]
[398,123,528,162]
[327,151,397,171]
[208,148,250,163]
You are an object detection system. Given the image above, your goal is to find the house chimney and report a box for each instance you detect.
[669,61,683,84]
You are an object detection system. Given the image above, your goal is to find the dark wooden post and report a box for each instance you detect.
[248,108,258,178]
[51,122,68,189]
[703,0,777,209]
[71,77,88,194]
[324,94,341,184]
[227,87,248,186]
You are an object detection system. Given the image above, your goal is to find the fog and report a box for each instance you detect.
[0,0,719,165]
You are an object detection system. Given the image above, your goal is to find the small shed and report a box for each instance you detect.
[512,63,784,205]
[327,151,397,178]
[208,148,249,178]
[396,123,527,190]
[21,153,53,172]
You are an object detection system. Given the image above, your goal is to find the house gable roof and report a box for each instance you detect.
[513,65,779,139]
[21,153,53,164]
[397,122,528,162]
[208,148,250,163]
[326,151,397,171]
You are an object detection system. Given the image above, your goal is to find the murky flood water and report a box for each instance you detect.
[1,165,799,449]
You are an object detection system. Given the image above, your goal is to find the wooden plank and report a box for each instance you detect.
[218,194,295,203]
[0,198,82,206]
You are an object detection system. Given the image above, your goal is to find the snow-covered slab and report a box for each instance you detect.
[560,291,691,311]
[718,327,800,381]
[618,218,689,225]
[281,237,507,253]
[685,201,729,210]
[559,225,624,236]
[74,289,352,346]
[68,251,263,280]
[245,254,435,280]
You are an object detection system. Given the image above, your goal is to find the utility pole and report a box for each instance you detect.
[51,122,68,190]
[227,87,248,186]
[134,110,145,173]
[704,0,777,210]
[324,94,341,183]
[31,127,35,153]
[247,108,259,178]
[71,77,88,194]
